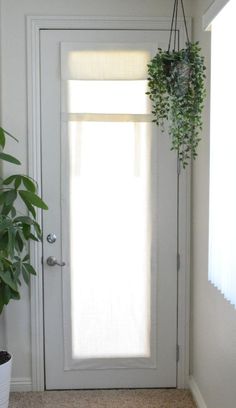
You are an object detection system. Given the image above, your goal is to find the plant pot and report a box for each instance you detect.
[0,352,12,408]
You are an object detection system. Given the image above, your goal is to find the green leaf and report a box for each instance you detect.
[11,207,16,218]
[33,221,42,239]
[0,217,13,230]
[0,152,21,165]
[14,261,22,279]
[29,233,39,242]
[15,232,24,253]
[7,228,16,259]
[4,190,17,206]
[19,190,48,210]
[18,193,36,218]
[23,263,37,276]
[14,176,22,189]
[22,264,30,285]
[0,233,8,251]
[14,216,34,225]
[0,128,6,149]
[22,176,36,193]
[1,205,13,216]
[0,128,18,142]
[3,175,18,185]
[0,283,20,310]
[22,224,30,240]
[0,270,18,291]
[1,285,11,304]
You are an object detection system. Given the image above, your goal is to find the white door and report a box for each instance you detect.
[40,29,178,390]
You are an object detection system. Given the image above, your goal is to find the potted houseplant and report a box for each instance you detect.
[0,127,48,408]
[147,0,206,168]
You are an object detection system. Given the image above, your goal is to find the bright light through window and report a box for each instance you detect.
[209,0,236,308]
[67,80,150,114]
[69,120,151,359]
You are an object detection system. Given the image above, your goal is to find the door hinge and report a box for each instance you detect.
[176,344,180,362]
[177,253,180,272]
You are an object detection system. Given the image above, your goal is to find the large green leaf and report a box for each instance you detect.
[14,216,34,225]
[23,263,37,276]
[32,221,42,239]
[0,233,8,251]
[19,190,48,210]
[15,231,24,253]
[22,176,36,193]
[0,152,21,165]
[14,261,22,279]
[14,176,22,189]
[3,175,18,185]
[7,227,17,259]
[18,194,36,218]
[4,190,17,206]
[0,217,13,230]
[0,270,18,291]
[0,284,20,313]
[11,207,16,218]
[2,204,13,216]
[22,263,30,284]
[28,233,39,242]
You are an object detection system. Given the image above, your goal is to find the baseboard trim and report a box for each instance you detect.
[10,377,32,392]
[189,376,207,408]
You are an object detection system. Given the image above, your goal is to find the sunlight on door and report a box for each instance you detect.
[63,50,153,360]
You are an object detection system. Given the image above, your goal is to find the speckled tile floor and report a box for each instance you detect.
[9,389,196,407]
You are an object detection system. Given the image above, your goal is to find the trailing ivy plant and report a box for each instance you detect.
[147,41,206,168]
[0,127,48,313]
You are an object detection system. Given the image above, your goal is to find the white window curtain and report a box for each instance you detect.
[61,44,154,360]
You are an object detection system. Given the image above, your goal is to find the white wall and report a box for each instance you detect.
[0,0,192,390]
[191,1,236,407]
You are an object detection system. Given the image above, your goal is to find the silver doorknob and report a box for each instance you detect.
[46,256,66,267]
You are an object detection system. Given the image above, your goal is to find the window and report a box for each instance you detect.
[61,46,153,359]
[209,0,236,308]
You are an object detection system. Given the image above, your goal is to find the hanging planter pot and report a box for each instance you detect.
[147,0,206,168]
[0,351,12,408]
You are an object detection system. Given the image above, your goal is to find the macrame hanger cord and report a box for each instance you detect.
[180,0,190,44]
[174,0,179,51]
[168,0,190,52]
[168,0,178,52]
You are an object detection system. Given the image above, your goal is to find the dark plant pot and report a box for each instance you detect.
[163,59,173,77]
[0,351,12,408]
[164,59,191,96]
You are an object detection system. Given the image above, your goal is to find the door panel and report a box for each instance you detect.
[40,29,178,390]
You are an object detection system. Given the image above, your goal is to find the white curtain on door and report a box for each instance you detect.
[61,44,154,360]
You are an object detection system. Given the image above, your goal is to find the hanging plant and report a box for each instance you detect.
[147,0,206,168]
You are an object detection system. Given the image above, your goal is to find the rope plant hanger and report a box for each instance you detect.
[147,0,206,168]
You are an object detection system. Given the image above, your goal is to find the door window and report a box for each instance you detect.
[62,47,152,361]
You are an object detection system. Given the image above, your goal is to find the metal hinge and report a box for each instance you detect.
[177,253,180,272]
[176,344,180,362]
